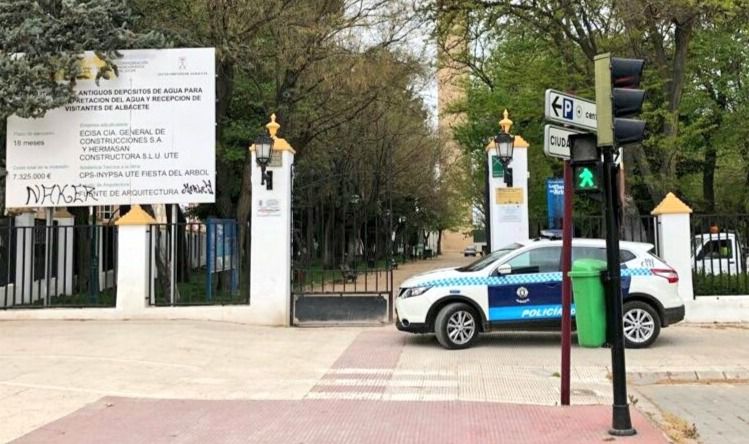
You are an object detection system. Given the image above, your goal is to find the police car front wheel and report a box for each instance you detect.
[435,303,479,349]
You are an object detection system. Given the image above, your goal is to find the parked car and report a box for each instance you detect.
[463,245,478,257]
[692,231,749,275]
[395,239,685,350]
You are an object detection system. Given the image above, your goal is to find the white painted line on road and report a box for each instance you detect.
[315,379,459,387]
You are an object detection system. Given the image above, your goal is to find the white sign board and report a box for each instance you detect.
[543,125,584,160]
[544,89,597,131]
[6,48,216,207]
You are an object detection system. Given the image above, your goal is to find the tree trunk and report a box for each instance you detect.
[236,149,253,259]
[323,205,334,267]
[660,15,695,180]
[69,207,91,297]
[703,144,717,212]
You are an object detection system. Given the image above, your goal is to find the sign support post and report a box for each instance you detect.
[560,161,573,406]
[484,153,492,254]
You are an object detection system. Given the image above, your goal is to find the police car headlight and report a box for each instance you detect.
[402,286,431,298]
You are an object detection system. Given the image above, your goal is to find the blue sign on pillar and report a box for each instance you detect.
[546,178,565,229]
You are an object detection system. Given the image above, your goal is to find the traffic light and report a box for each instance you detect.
[573,165,600,191]
[594,53,646,147]
[569,133,602,193]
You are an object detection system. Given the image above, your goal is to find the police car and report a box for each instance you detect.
[395,239,685,350]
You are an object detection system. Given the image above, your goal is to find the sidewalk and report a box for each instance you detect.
[1,320,676,443]
[15,397,665,444]
[3,253,748,442]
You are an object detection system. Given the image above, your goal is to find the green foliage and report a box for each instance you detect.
[428,0,749,222]
[448,24,577,225]
[693,272,749,296]
[0,0,166,120]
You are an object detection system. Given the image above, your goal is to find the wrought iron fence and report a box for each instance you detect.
[530,215,659,251]
[292,265,393,296]
[692,214,749,296]
[148,220,250,306]
[290,171,395,324]
[0,222,117,309]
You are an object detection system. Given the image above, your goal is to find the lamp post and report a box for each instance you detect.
[494,109,516,187]
[253,133,273,190]
[484,109,517,254]
[252,114,280,191]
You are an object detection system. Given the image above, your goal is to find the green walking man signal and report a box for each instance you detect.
[568,133,602,193]
[578,167,596,188]
[573,165,601,192]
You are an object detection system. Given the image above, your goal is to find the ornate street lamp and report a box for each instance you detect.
[494,109,516,186]
[494,132,515,165]
[253,133,273,190]
[252,114,280,190]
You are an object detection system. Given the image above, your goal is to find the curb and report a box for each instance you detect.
[628,369,749,385]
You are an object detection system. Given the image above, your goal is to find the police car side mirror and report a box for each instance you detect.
[495,264,512,276]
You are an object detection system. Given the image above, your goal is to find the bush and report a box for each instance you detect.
[693,272,749,296]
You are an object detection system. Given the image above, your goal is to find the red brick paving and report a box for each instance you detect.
[309,330,406,397]
[309,384,387,393]
[13,397,667,444]
[330,330,406,369]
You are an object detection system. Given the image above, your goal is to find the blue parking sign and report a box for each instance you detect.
[563,98,573,119]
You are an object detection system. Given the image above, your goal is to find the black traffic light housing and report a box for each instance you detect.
[569,133,602,193]
[595,55,646,147]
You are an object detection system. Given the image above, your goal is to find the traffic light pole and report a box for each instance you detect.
[602,145,636,436]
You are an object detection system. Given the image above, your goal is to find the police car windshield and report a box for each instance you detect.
[456,244,522,272]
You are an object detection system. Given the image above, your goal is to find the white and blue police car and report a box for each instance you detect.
[395,239,685,350]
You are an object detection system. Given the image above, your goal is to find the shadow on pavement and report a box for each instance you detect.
[400,328,688,350]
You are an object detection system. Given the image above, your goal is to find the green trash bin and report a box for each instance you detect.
[568,259,608,348]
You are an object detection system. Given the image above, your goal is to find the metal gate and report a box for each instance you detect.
[290,169,394,326]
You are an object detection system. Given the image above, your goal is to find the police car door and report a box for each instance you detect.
[488,246,562,324]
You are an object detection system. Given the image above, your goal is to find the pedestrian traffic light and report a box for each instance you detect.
[569,133,602,193]
[595,53,646,147]
[573,165,601,191]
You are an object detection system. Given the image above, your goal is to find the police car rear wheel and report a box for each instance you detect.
[435,303,479,349]
[623,301,661,349]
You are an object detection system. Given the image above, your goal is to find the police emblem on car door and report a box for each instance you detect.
[487,247,563,322]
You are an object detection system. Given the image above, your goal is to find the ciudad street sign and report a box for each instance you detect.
[543,124,583,160]
[544,89,597,132]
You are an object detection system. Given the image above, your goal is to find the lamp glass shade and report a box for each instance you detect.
[494,132,515,163]
[255,134,273,166]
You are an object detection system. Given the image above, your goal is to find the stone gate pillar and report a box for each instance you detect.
[250,114,295,326]
[115,205,156,314]
[485,110,530,251]
[651,192,693,301]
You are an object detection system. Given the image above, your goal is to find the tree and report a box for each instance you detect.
[423,0,749,218]
[133,0,417,246]
[678,19,749,211]
[0,0,164,294]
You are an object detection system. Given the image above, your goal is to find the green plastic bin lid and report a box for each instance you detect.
[568,259,608,278]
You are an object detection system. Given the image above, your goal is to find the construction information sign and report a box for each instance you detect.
[6,48,216,207]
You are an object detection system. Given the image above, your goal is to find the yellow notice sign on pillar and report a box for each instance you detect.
[496,187,524,205]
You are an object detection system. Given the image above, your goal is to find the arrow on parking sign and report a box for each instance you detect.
[552,96,562,117]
